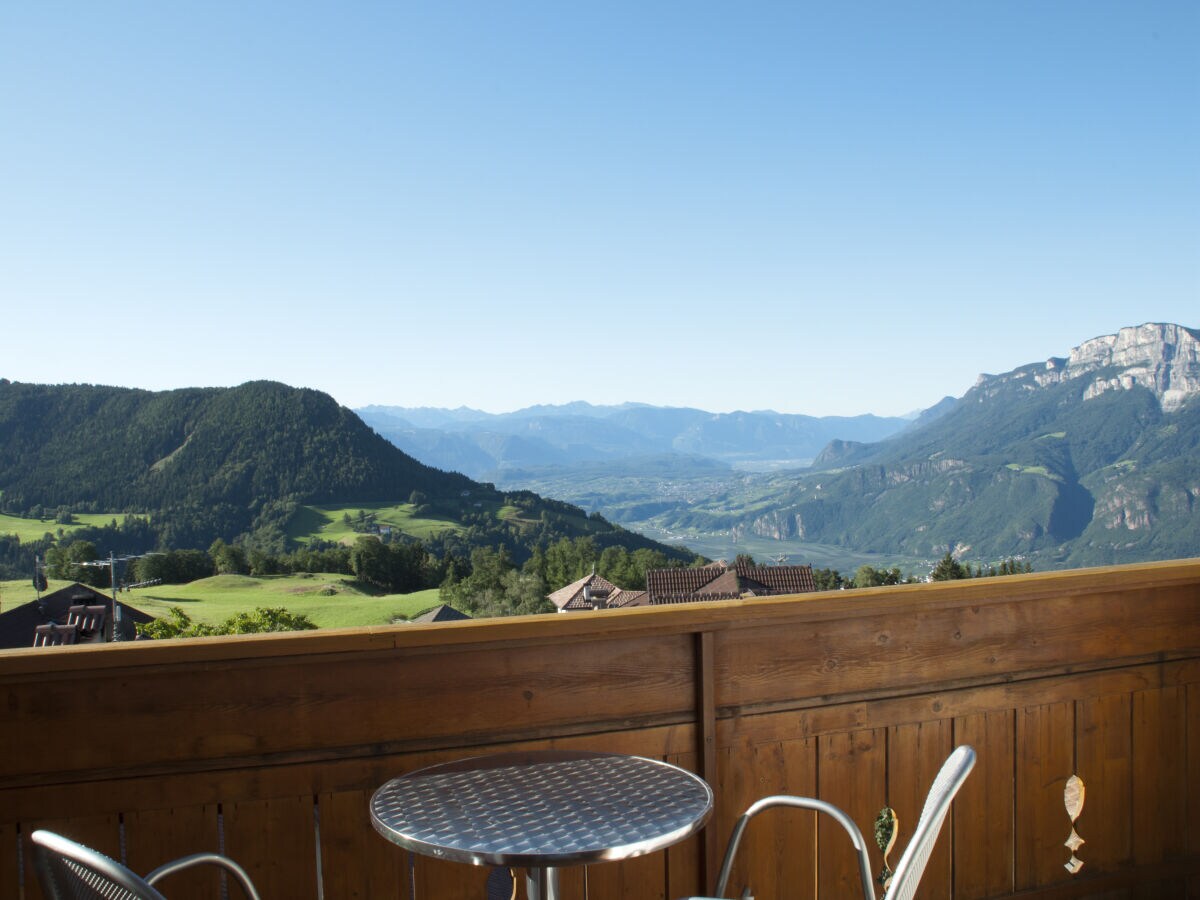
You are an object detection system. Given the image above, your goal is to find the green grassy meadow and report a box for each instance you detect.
[0,574,442,630]
[289,502,464,545]
[0,511,136,543]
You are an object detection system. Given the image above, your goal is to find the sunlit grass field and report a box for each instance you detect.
[0,574,442,630]
[289,502,464,545]
[0,511,135,543]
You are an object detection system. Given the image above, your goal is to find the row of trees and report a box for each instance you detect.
[809,553,1033,591]
[439,537,689,618]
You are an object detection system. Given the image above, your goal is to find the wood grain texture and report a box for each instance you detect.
[888,718,954,900]
[0,822,18,900]
[319,789,406,899]
[1,633,697,784]
[665,749,707,900]
[1131,686,1188,898]
[817,729,886,898]
[123,804,220,900]
[222,795,318,899]
[713,735,819,900]
[954,709,1016,899]
[1075,693,1132,876]
[713,583,1200,716]
[1187,684,1200,864]
[1015,702,1075,891]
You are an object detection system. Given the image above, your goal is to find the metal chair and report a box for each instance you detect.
[686,744,975,900]
[31,829,262,899]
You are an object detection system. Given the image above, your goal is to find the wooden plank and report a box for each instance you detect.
[318,790,406,900]
[710,732,748,898]
[1074,693,1132,877]
[709,736,818,900]
[222,795,318,898]
[0,822,18,900]
[816,729,885,899]
[1015,702,1075,892]
[1131,686,1187,899]
[411,853,490,899]
[954,708,1015,899]
[714,658,1200,749]
[665,749,707,900]
[695,630,718,893]
[887,718,954,899]
[583,850,658,900]
[123,804,220,900]
[1189,684,1200,875]
[714,584,1200,715]
[0,723,699,824]
[2,634,697,785]
[754,738,817,900]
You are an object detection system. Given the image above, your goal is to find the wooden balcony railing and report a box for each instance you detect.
[2,559,1198,899]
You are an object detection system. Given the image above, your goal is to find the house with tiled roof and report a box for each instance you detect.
[645,561,816,605]
[547,572,647,612]
[0,583,154,649]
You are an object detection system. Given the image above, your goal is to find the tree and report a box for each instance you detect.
[502,570,553,616]
[137,606,316,639]
[812,568,845,591]
[63,541,108,587]
[138,607,216,639]
[350,536,391,589]
[209,539,249,575]
[441,546,517,617]
[215,607,317,634]
[132,549,214,585]
[930,552,970,581]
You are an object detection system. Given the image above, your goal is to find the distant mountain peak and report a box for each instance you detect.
[977,322,1199,412]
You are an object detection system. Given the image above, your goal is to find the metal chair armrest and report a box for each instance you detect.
[712,795,875,900]
[145,852,262,900]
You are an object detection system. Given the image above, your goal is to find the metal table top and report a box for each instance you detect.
[370,749,713,869]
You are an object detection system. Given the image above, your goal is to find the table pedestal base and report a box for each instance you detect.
[526,865,561,900]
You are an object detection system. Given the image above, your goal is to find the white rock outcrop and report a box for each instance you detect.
[980,323,1200,411]
[1066,323,1200,411]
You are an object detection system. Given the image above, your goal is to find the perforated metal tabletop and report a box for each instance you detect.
[370,749,713,869]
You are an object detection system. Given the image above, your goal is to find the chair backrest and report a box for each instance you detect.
[883,744,976,900]
[31,829,166,900]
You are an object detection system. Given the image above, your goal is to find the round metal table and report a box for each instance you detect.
[370,749,714,899]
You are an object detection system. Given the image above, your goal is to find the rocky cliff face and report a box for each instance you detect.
[976,323,1200,411]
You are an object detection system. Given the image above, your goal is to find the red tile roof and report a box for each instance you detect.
[645,562,815,604]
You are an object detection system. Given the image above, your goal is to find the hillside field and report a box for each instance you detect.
[0,511,137,543]
[0,574,443,631]
[287,502,468,545]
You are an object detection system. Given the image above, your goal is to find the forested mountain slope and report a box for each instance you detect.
[0,380,687,564]
[685,323,1200,568]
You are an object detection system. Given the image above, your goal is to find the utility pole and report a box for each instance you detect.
[79,551,138,641]
[33,555,48,600]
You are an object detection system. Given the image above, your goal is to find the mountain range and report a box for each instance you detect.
[356,402,923,477]
[3,322,1195,580]
[360,323,1200,572]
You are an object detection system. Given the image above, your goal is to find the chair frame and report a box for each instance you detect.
[699,744,976,900]
[31,829,262,900]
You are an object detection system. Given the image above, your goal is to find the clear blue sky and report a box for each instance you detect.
[2,1,1196,417]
